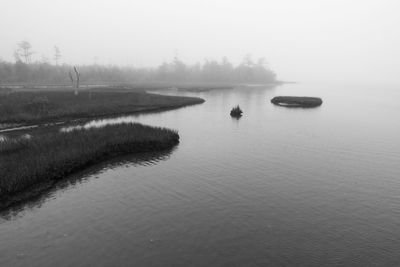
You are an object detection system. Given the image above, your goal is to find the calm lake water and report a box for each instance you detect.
[1,82,400,266]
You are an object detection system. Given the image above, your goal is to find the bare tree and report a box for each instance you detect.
[73,66,80,95]
[54,46,61,65]
[17,41,34,63]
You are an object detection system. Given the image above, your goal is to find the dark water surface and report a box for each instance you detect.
[1,83,400,266]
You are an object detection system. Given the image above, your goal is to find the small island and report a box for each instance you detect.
[271,96,323,108]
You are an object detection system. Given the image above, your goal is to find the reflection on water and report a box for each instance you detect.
[1,83,400,266]
[1,148,176,220]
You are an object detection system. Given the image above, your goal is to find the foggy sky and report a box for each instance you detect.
[1,0,400,84]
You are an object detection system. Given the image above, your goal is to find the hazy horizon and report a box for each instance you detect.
[1,0,400,84]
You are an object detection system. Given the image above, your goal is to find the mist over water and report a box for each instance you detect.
[1,0,400,84]
[1,83,400,266]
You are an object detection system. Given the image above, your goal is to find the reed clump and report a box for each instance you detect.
[230,105,243,117]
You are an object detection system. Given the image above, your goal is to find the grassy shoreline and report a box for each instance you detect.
[0,100,204,132]
[0,123,179,210]
[0,90,204,126]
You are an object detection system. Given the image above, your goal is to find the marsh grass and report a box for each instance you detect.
[0,90,204,124]
[0,123,179,202]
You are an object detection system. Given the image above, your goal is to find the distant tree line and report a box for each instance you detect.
[0,41,277,85]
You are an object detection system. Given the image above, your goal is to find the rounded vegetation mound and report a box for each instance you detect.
[271,96,322,108]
